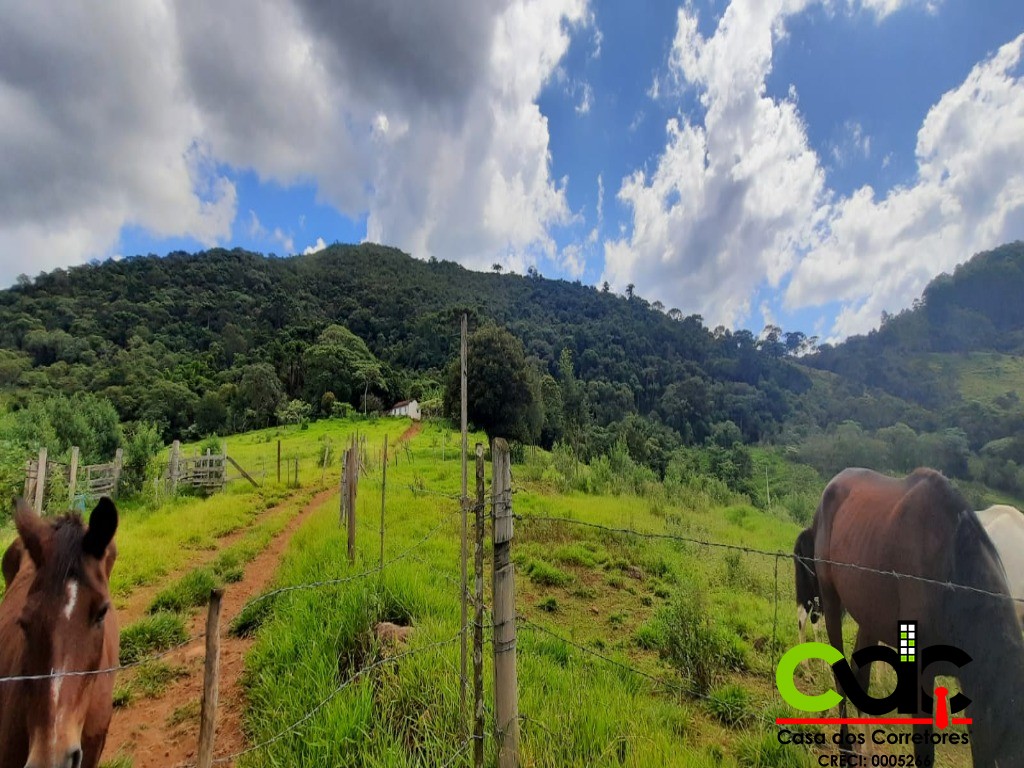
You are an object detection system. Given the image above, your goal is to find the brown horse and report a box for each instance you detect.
[809,467,1024,768]
[0,497,119,768]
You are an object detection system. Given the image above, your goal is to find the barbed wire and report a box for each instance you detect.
[186,630,465,766]
[516,513,1024,606]
[0,629,206,684]
[437,737,473,768]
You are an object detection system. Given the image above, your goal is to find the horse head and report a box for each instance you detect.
[793,526,820,643]
[6,496,118,768]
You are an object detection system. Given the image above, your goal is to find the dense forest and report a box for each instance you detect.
[2,240,1024,506]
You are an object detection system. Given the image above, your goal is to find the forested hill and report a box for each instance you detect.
[0,244,809,445]
[805,241,1024,409]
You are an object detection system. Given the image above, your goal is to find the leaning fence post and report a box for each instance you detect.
[34,447,47,514]
[474,442,486,768]
[277,439,282,484]
[491,438,519,768]
[170,440,181,495]
[347,443,357,564]
[68,447,79,504]
[380,436,387,569]
[197,588,224,768]
[112,448,124,499]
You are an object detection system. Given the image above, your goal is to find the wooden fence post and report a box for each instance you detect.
[197,588,224,768]
[347,443,357,565]
[491,438,518,767]
[340,449,348,528]
[381,436,387,569]
[277,440,281,484]
[474,442,485,768]
[170,440,181,494]
[34,447,47,514]
[461,312,469,726]
[68,447,79,504]
[111,448,124,499]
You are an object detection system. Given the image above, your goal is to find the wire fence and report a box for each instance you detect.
[9,443,1016,766]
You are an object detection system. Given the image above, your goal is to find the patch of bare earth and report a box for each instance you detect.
[112,487,315,626]
[397,421,422,442]
[103,486,337,768]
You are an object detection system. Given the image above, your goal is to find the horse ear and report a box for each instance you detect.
[83,497,118,560]
[13,497,47,567]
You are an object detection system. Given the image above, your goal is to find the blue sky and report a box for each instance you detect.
[3,0,1024,341]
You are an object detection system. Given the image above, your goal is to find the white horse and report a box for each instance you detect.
[975,504,1024,625]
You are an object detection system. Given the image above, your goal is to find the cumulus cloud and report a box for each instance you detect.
[603,0,1022,339]
[788,32,1024,339]
[603,0,827,328]
[0,2,236,281]
[0,0,589,285]
[303,237,327,255]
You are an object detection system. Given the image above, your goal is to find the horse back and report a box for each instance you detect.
[814,467,962,639]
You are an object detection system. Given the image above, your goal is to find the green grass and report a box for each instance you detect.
[113,661,188,707]
[235,421,822,766]
[119,612,187,664]
[927,351,1024,405]
[148,567,221,614]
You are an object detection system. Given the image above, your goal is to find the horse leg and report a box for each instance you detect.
[821,586,854,754]
[914,634,937,767]
[851,627,876,758]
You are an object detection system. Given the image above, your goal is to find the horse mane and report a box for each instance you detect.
[949,504,1024,757]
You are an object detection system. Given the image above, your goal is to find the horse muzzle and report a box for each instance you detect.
[24,746,82,768]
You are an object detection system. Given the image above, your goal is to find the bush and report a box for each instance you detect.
[658,592,740,695]
[706,684,754,727]
[121,421,163,495]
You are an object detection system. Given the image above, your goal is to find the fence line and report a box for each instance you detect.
[516,512,1024,607]
[0,630,207,684]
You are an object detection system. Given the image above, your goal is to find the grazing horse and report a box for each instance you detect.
[810,467,1024,768]
[0,497,119,768]
[975,504,1024,626]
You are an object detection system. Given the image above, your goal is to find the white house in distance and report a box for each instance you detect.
[387,399,421,421]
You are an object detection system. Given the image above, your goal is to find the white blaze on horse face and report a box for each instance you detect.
[63,580,79,620]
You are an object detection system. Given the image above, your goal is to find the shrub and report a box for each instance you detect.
[658,592,737,695]
[706,684,754,727]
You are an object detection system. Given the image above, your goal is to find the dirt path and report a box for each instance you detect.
[103,486,337,768]
[112,488,317,626]
[397,420,422,442]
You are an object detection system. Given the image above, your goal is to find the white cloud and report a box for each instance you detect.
[788,31,1024,339]
[603,0,1020,339]
[0,0,590,285]
[575,81,594,114]
[603,0,828,328]
[303,237,327,255]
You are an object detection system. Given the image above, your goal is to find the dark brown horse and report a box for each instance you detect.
[0,497,119,768]
[808,467,1024,767]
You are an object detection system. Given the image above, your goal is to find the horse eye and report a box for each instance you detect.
[94,603,109,626]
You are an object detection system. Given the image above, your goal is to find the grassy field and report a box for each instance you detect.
[927,352,1024,405]
[0,416,984,766]
[226,421,980,768]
